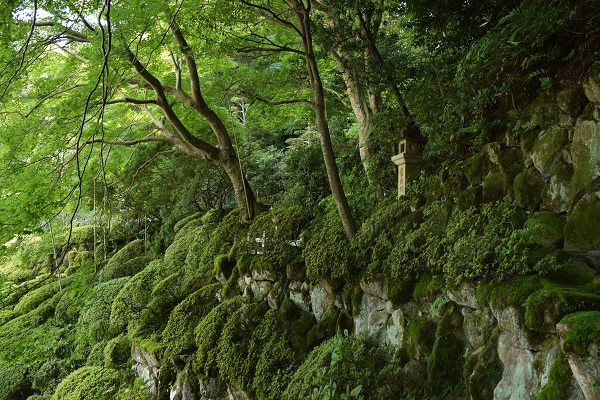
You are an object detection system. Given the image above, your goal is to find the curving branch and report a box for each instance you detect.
[241,90,313,107]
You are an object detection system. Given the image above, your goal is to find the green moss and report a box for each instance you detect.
[282,334,403,400]
[164,227,198,269]
[464,328,502,400]
[513,169,545,210]
[560,311,600,356]
[457,186,483,210]
[138,338,165,360]
[221,268,240,300]
[524,212,565,247]
[405,316,437,360]
[564,195,600,251]
[464,152,491,186]
[97,239,147,282]
[482,170,509,203]
[77,277,129,344]
[426,305,465,395]
[306,305,339,348]
[249,307,302,399]
[103,334,131,368]
[0,366,28,400]
[304,200,353,280]
[498,148,523,183]
[213,254,234,279]
[239,206,307,269]
[51,366,121,400]
[199,209,247,272]
[194,296,248,377]
[13,280,61,316]
[525,287,600,331]
[109,259,174,334]
[216,301,268,393]
[173,212,203,234]
[413,274,444,305]
[546,261,598,286]
[163,283,221,356]
[537,353,572,400]
[482,275,549,311]
[86,340,107,366]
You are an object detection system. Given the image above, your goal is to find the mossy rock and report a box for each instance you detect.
[559,311,600,356]
[194,296,249,377]
[524,287,600,332]
[97,239,147,282]
[306,304,339,348]
[482,170,509,203]
[13,280,61,316]
[51,366,121,400]
[464,152,491,186]
[77,277,129,344]
[214,254,235,284]
[443,174,469,200]
[405,316,437,361]
[0,365,29,400]
[426,305,465,395]
[463,328,502,400]
[103,334,131,368]
[163,283,221,356]
[546,261,598,286]
[536,353,574,400]
[542,159,573,213]
[524,211,566,247]
[571,119,600,195]
[531,125,568,179]
[498,148,524,183]
[86,340,107,366]
[216,300,268,393]
[513,168,545,211]
[519,128,540,154]
[564,194,600,251]
[457,186,483,210]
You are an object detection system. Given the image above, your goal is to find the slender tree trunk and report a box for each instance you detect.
[293,0,357,239]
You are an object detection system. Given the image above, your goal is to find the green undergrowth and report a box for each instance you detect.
[282,331,403,400]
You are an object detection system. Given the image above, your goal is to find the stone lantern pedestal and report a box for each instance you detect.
[391,135,425,197]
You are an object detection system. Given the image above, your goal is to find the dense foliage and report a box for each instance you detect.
[1,0,599,399]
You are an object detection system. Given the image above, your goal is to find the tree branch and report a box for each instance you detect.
[25,84,87,118]
[240,0,302,36]
[242,90,313,107]
[104,97,159,105]
[324,86,351,109]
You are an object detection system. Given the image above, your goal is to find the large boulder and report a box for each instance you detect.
[524,212,566,247]
[531,126,569,180]
[571,119,600,195]
[542,159,574,213]
[513,169,545,210]
[564,193,600,251]
[583,66,600,104]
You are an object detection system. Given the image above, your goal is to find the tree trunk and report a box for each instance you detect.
[293,0,357,239]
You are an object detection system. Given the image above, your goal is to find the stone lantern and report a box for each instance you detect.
[391,133,425,197]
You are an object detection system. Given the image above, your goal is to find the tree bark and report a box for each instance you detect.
[123,31,258,222]
[292,0,357,239]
